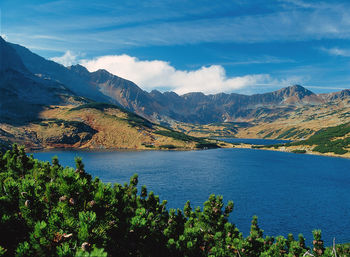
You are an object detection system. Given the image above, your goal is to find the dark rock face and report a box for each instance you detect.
[10,44,111,102]
[0,37,76,124]
[0,37,28,73]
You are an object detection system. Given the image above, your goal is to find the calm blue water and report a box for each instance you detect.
[219,138,291,145]
[32,148,350,245]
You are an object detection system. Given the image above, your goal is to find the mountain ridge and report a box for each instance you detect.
[9,43,112,103]
[8,37,346,124]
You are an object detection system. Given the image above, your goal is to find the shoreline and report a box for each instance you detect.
[26,142,234,153]
[232,143,350,159]
[22,138,350,160]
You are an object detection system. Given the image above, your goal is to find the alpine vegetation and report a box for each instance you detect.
[0,145,349,256]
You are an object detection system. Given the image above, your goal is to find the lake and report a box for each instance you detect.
[32,146,350,246]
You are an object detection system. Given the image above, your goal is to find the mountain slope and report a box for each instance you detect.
[291,122,350,155]
[87,68,158,115]
[0,37,28,72]
[0,37,78,124]
[10,43,112,102]
[0,37,221,150]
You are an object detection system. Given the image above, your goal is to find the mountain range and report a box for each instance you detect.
[1,36,350,149]
[8,38,350,125]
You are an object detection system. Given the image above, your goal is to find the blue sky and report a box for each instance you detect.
[1,0,350,94]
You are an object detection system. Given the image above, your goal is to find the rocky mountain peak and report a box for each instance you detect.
[272,84,322,105]
[94,69,112,76]
[277,84,314,98]
[68,64,90,76]
[182,92,206,101]
[89,69,116,82]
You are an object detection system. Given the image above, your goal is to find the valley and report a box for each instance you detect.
[1,35,350,157]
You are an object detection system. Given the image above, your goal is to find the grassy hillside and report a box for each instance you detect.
[0,145,349,256]
[0,102,224,150]
[289,122,350,155]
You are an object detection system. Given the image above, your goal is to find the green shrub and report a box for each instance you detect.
[195,142,219,149]
[159,144,177,149]
[141,143,155,148]
[291,149,306,154]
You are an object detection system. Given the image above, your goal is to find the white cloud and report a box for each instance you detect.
[220,56,296,66]
[80,55,289,95]
[51,50,80,66]
[279,0,318,9]
[320,47,350,57]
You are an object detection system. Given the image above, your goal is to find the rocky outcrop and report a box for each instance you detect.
[321,89,350,101]
[37,120,98,148]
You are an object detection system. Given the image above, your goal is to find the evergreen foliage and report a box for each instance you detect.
[291,149,306,154]
[0,145,349,256]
